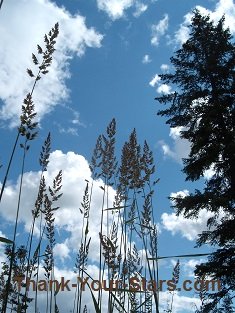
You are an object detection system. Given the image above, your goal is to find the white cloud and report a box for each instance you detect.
[142,54,152,64]
[97,0,149,20]
[170,189,190,200]
[151,14,169,46]
[159,127,191,163]
[157,84,171,94]
[182,258,207,278]
[0,231,8,265]
[160,291,201,312]
[71,110,85,127]
[54,242,70,261]
[197,0,235,34]
[0,147,169,312]
[0,146,122,311]
[0,0,103,127]
[174,0,235,45]
[149,72,172,95]
[160,141,176,159]
[160,63,170,72]
[97,0,134,20]
[161,190,216,241]
[149,74,161,87]
[203,164,216,180]
[20,263,110,312]
[0,150,117,264]
[53,107,86,137]
[133,2,148,17]
[59,126,79,136]
[169,127,184,140]
[161,208,214,241]
[174,12,192,45]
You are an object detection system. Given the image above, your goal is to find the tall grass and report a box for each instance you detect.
[0,23,195,313]
[0,23,60,313]
[73,122,161,313]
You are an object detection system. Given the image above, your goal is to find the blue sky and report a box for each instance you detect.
[0,0,234,312]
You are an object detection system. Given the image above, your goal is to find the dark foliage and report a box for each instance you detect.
[156,10,235,311]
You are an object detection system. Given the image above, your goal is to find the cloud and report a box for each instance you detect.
[159,291,201,312]
[53,107,86,137]
[142,54,152,64]
[181,258,207,278]
[18,263,110,312]
[203,164,216,180]
[97,0,134,20]
[0,0,103,127]
[197,0,235,33]
[149,74,161,87]
[158,123,217,179]
[161,208,214,241]
[174,0,235,45]
[133,2,148,17]
[159,127,191,163]
[54,242,70,261]
[149,72,171,94]
[97,0,149,20]
[0,150,118,264]
[151,14,169,46]
[0,231,8,265]
[157,84,171,94]
[160,63,170,72]
[58,126,79,136]
[161,190,220,241]
[0,149,142,311]
[174,12,192,45]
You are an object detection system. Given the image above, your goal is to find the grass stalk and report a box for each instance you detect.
[2,139,29,313]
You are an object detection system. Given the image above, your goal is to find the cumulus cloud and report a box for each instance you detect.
[0,150,157,310]
[174,0,235,45]
[21,263,110,312]
[142,54,152,64]
[161,190,222,241]
[174,12,192,45]
[97,0,149,20]
[149,74,161,87]
[97,0,134,20]
[54,242,70,261]
[159,291,201,312]
[157,84,171,94]
[170,189,190,201]
[159,127,191,163]
[161,208,214,241]
[149,72,171,94]
[197,0,235,33]
[151,14,169,46]
[0,147,138,310]
[0,150,117,263]
[0,0,103,127]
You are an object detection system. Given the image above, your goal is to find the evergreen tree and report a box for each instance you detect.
[156,10,235,311]
[219,294,235,313]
